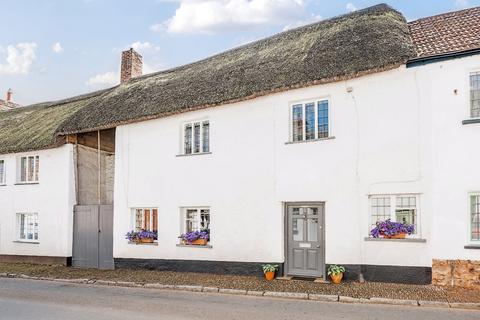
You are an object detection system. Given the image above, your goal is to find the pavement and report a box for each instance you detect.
[0,278,479,320]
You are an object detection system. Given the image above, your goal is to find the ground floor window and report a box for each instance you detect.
[0,159,5,184]
[182,207,210,235]
[471,193,480,241]
[132,208,158,232]
[17,213,38,241]
[370,194,419,235]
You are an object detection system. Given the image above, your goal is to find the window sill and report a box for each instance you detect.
[14,182,39,185]
[364,237,426,243]
[176,244,213,249]
[176,152,212,157]
[462,118,480,125]
[13,240,39,244]
[464,245,480,249]
[128,241,158,246]
[285,136,335,145]
[0,184,6,187]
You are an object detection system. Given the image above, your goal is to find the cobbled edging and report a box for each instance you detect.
[2,273,479,310]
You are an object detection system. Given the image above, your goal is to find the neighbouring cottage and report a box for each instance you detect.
[0,4,479,287]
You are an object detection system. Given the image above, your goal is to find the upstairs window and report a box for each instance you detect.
[19,156,39,183]
[471,194,480,242]
[184,121,210,154]
[0,160,5,184]
[17,213,38,242]
[292,100,329,142]
[471,72,480,118]
[133,208,158,233]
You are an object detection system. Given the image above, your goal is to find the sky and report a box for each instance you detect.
[1,0,479,105]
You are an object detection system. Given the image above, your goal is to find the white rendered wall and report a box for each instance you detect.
[0,144,76,258]
[114,63,440,267]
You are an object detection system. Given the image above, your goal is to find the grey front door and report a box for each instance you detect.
[285,203,325,278]
[72,205,114,269]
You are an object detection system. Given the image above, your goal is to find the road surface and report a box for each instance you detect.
[0,278,478,319]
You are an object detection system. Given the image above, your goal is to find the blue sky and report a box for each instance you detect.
[1,0,479,105]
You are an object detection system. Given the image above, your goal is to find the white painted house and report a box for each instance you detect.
[1,4,479,285]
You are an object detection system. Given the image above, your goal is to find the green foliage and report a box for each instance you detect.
[261,264,279,273]
[327,265,345,276]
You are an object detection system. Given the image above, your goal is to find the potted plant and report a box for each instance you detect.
[125,230,158,243]
[328,265,345,284]
[370,219,414,239]
[179,229,210,245]
[261,264,278,281]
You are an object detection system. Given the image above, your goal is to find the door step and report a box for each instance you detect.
[314,278,329,284]
[276,276,294,281]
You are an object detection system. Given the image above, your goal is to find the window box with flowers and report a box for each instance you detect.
[370,219,414,239]
[125,230,158,244]
[179,229,210,246]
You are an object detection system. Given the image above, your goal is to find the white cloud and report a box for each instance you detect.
[130,41,160,53]
[86,71,118,86]
[454,0,470,9]
[52,42,64,53]
[0,42,37,75]
[346,3,357,12]
[153,0,309,34]
[283,13,321,31]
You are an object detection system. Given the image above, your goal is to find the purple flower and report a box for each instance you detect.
[179,229,210,243]
[370,219,414,238]
[125,230,157,241]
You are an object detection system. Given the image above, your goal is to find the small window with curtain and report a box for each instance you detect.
[471,72,480,119]
[291,100,329,142]
[181,207,210,241]
[0,159,5,185]
[18,155,39,183]
[470,193,480,242]
[132,208,158,233]
[17,213,39,242]
[183,120,210,154]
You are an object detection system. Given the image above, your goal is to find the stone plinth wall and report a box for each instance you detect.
[432,259,480,288]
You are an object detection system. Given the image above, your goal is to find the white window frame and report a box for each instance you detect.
[469,192,480,243]
[17,155,39,183]
[368,194,421,238]
[131,208,158,234]
[0,159,5,185]
[180,207,211,241]
[16,213,39,243]
[289,98,331,142]
[181,119,210,155]
[469,70,480,120]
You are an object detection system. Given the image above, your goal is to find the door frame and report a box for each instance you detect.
[284,202,326,278]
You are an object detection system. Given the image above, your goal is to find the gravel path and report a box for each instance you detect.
[1,263,479,303]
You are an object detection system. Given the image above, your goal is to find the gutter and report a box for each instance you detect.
[406,48,480,68]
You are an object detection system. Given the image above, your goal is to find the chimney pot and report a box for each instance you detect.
[120,48,143,83]
[6,88,13,102]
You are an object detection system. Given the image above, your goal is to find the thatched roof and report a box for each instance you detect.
[0,90,111,155]
[1,3,415,154]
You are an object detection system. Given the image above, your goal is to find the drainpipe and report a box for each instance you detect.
[97,130,101,205]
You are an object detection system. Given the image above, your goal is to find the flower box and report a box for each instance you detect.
[188,239,208,246]
[125,230,158,243]
[370,219,414,239]
[179,230,210,246]
[381,232,406,239]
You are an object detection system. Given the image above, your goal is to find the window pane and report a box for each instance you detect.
[34,156,39,181]
[28,156,34,182]
[396,196,417,234]
[293,217,304,241]
[186,209,197,233]
[471,72,480,118]
[370,197,391,229]
[20,214,25,239]
[307,218,318,241]
[317,100,329,138]
[305,103,315,140]
[152,209,158,233]
[33,214,39,240]
[200,209,210,231]
[472,195,480,241]
[20,157,26,182]
[135,209,143,231]
[202,121,210,153]
[143,209,151,230]
[184,124,192,154]
[0,160,4,184]
[292,104,303,141]
[194,123,201,153]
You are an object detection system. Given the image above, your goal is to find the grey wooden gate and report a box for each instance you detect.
[285,203,325,278]
[72,205,114,269]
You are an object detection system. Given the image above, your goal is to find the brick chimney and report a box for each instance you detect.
[6,88,13,102]
[120,48,143,83]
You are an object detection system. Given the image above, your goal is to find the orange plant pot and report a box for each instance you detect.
[189,239,208,245]
[382,233,406,239]
[330,273,343,284]
[140,238,154,243]
[264,271,275,281]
